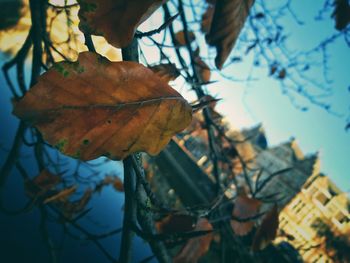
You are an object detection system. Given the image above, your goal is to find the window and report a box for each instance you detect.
[315,192,329,206]
[335,212,349,224]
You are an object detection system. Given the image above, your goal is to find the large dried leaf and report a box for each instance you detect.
[149,63,180,82]
[77,0,167,48]
[156,214,196,234]
[231,193,262,236]
[252,205,279,251]
[25,170,61,198]
[173,218,213,263]
[206,0,255,69]
[13,52,192,161]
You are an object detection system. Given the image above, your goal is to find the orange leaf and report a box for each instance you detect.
[13,52,192,161]
[206,0,255,69]
[231,193,262,236]
[25,170,61,198]
[194,57,211,83]
[175,30,195,46]
[252,205,279,251]
[44,185,77,204]
[156,214,196,234]
[149,63,180,83]
[173,218,213,263]
[77,0,168,48]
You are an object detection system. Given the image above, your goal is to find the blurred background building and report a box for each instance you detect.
[148,112,350,262]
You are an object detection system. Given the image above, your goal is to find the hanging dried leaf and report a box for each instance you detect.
[231,193,262,236]
[44,185,77,204]
[156,214,196,234]
[173,218,213,263]
[331,0,350,31]
[175,30,195,46]
[269,65,277,76]
[252,205,279,251]
[77,0,168,48]
[25,170,61,198]
[113,177,124,192]
[13,52,192,161]
[195,57,211,83]
[278,68,286,79]
[149,63,180,82]
[201,5,215,33]
[206,0,255,69]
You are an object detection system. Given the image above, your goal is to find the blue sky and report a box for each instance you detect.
[141,0,350,191]
[211,0,350,191]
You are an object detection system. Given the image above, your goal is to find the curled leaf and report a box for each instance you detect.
[206,0,255,69]
[173,218,213,263]
[44,185,77,204]
[77,0,168,48]
[231,193,262,236]
[252,205,279,251]
[113,177,124,192]
[13,52,192,161]
[149,63,180,82]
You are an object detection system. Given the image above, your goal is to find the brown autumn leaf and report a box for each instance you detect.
[206,0,255,69]
[44,185,77,204]
[149,63,180,82]
[173,218,213,263]
[77,0,168,48]
[201,5,215,33]
[195,57,211,83]
[175,30,195,46]
[13,52,192,161]
[252,205,279,251]
[25,170,61,198]
[156,214,197,234]
[231,193,262,236]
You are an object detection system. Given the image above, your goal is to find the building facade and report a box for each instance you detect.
[177,120,350,262]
